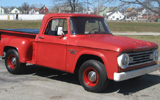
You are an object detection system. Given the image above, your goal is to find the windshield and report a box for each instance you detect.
[70,17,111,35]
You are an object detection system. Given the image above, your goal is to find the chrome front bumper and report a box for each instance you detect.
[114,64,159,82]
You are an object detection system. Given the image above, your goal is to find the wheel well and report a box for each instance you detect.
[74,54,104,73]
[4,46,17,53]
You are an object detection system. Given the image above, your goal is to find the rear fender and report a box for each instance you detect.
[1,38,33,63]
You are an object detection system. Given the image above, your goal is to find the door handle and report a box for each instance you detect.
[38,36,44,39]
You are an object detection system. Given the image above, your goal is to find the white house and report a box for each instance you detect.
[10,8,20,14]
[0,6,5,14]
[106,11,124,21]
[29,8,40,14]
[124,8,138,21]
[85,7,94,14]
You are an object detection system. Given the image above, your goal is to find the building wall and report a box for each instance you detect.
[39,6,49,14]
[107,11,124,21]
[29,9,40,14]
[10,8,20,14]
[0,7,5,14]
[0,14,45,20]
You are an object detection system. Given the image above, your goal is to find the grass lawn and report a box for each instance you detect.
[0,20,41,29]
[107,21,160,32]
[0,20,160,32]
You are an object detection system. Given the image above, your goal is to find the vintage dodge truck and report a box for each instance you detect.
[0,13,159,92]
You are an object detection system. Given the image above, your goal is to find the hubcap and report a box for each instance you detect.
[88,71,97,82]
[83,67,99,87]
[8,55,17,69]
[11,57,16,65]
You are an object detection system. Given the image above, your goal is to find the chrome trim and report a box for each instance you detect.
[114,64,159,82]
[88,71,97,82]
[128,49,155,67]
[0,52,6,59]
[128,61,154,67]
[11,57,16,65]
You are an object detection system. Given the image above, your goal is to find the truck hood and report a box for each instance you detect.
[76,34,158,52]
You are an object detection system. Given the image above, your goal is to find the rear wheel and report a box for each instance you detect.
[5,49,25,74]
[79,60,109,92]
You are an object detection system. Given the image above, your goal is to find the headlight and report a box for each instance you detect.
[117,53,130,69]
[153,50,159,62]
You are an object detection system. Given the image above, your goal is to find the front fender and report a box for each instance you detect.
[67,49,109,75]
[66,47,119,80]
[1,37,32,63]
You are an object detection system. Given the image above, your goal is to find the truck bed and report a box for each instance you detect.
[0,29,39,34]
[0,28,39,63]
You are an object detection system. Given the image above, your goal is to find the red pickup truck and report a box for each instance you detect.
[0,13,159,92]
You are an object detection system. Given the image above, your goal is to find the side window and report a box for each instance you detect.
[45,19,68,36]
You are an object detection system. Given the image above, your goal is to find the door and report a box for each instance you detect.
[36,18,68,71]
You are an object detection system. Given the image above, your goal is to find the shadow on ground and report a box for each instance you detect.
[104,74,160,95]
[22,65,160,95]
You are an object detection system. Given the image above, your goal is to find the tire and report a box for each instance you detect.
[5,49,26,74]
[79,60,109,92]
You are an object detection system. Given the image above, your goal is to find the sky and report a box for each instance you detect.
[0,0,143,9]
[0,0,53,8]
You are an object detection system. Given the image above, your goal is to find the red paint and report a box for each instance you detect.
[83,67,99,87]
[0,13,158,81]
[8,54,16,69]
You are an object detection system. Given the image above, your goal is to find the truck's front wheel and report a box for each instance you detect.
[5,49,25,74]
[79,60,109,92]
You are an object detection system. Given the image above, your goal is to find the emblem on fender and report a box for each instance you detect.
[67,49,78,54]
[137,46,149,49]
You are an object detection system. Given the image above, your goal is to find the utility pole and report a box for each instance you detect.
[97,0,99,15]
[87,0,88,13]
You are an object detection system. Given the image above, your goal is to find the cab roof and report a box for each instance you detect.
[44,13,104,19]
[39,13,104,35]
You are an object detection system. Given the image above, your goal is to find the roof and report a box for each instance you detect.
[127,8,134,12]
[45,13,104,18]
[40,5,48,10]
[136,8,144,12]
[11,7,20,11]
[109,7,118,11]
[34,8,40,11]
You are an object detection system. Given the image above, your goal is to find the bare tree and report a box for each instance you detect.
[90,0,124,14]
[51,5,60,13]
[120,0,160,15]
[53,0,81,13]
[21,2,30,14]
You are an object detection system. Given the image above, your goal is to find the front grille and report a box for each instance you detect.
[128,50,154,66]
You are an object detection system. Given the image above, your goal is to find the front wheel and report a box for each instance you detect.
[5,49,25,74]
[79,60,109,92]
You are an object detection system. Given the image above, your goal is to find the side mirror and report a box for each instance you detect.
[57,27,64,36]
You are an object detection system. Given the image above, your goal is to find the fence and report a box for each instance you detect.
[0,14,45,20]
